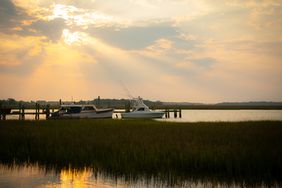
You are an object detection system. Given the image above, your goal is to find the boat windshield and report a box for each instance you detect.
[137,107,145,111]
[60,106,82,114]
[83,106,95,111]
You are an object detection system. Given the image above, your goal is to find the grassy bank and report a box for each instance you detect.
[0,120,281,184]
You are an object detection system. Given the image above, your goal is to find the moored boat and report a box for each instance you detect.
[121,97,164,119]
[50,104,113,119]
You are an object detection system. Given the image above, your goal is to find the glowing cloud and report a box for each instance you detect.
[62,29,89,45]
[0,0,281,102]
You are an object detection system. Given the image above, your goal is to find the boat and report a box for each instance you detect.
[121,97,164,119]
[50,104,113,119]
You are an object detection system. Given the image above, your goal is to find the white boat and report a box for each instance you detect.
[121,97,164,119]
[50,104,113,119]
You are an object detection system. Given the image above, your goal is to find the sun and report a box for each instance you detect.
[50,3,115,28]
[62,29,88,45]
[51,4,78,21]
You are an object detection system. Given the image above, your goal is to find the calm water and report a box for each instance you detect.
[5,109,282,122]
[160,110,282,122]
[0,164,275,188]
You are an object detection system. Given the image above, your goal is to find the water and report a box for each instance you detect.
[160,110,282,122]
[5,109,282,122]
[0,164,275,188]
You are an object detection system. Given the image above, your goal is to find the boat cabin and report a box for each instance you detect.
[131,97,151,112]
[59,105,97,114]
[51,104,113,119]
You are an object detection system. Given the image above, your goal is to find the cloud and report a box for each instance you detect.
[0,1,65,42]
[93,0,211,22]
[0,0,281,102]
[87,23,177,50]
[20,18,66,42]
[190,57,216,66]
[0,34,46,75]
[186,38,282,101]
[0,0,29,32]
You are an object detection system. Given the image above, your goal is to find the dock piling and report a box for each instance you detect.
[20,104,25,120]
[46,105,50,119]
[167,109,170,118]
[35,103,40,120]
[164,108,182,119]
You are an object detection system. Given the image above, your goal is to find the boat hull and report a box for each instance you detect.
[50,109,113,119]
[121,111,164,119]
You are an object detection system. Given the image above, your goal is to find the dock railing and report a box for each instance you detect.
[0,103,57,120]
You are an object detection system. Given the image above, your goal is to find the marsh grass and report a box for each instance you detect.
[0,120,281,184]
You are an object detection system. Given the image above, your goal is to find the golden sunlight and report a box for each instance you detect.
[62,29,88,45]
[49,3,114,28]
[51,4,78,21]
[60,168,92,188]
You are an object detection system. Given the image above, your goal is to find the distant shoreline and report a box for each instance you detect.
[1,98,282,110]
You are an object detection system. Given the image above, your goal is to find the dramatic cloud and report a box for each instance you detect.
[21,18,66,41]
[88,23,177,50]
[0,0,30,32]
[0,0,281,102]
[0,34,45,70]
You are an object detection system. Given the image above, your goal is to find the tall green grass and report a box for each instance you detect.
[0,120,281,184]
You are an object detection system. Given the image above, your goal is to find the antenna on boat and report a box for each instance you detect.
[119,79,134,99]
[118,80,137,110]
[94,58,135,101]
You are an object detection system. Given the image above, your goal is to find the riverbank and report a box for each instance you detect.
[0,120,281,185]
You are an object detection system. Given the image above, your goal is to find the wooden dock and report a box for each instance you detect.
[0,105,182,120]
[0,103,56,120]
[113,109,182,119]
[163,109,182,118]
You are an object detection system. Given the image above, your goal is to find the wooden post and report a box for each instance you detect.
[37,103,39,120]
[0,106,7,120]
[179,108,182,118]
[1,113,6,120]
[167,109,170,118]
[46,105,50,119]
[19,103,22,120]
[21,106,25,120]
[38,103,40,120]
[174,109,177,118]
[35,103,40,120]
[0,103,2,120]
[165,109,168,118]
[35,103,37,120]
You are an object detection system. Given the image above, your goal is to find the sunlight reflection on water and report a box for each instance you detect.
[0,164,278,188]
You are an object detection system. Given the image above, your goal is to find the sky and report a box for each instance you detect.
[0,0,282,102]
